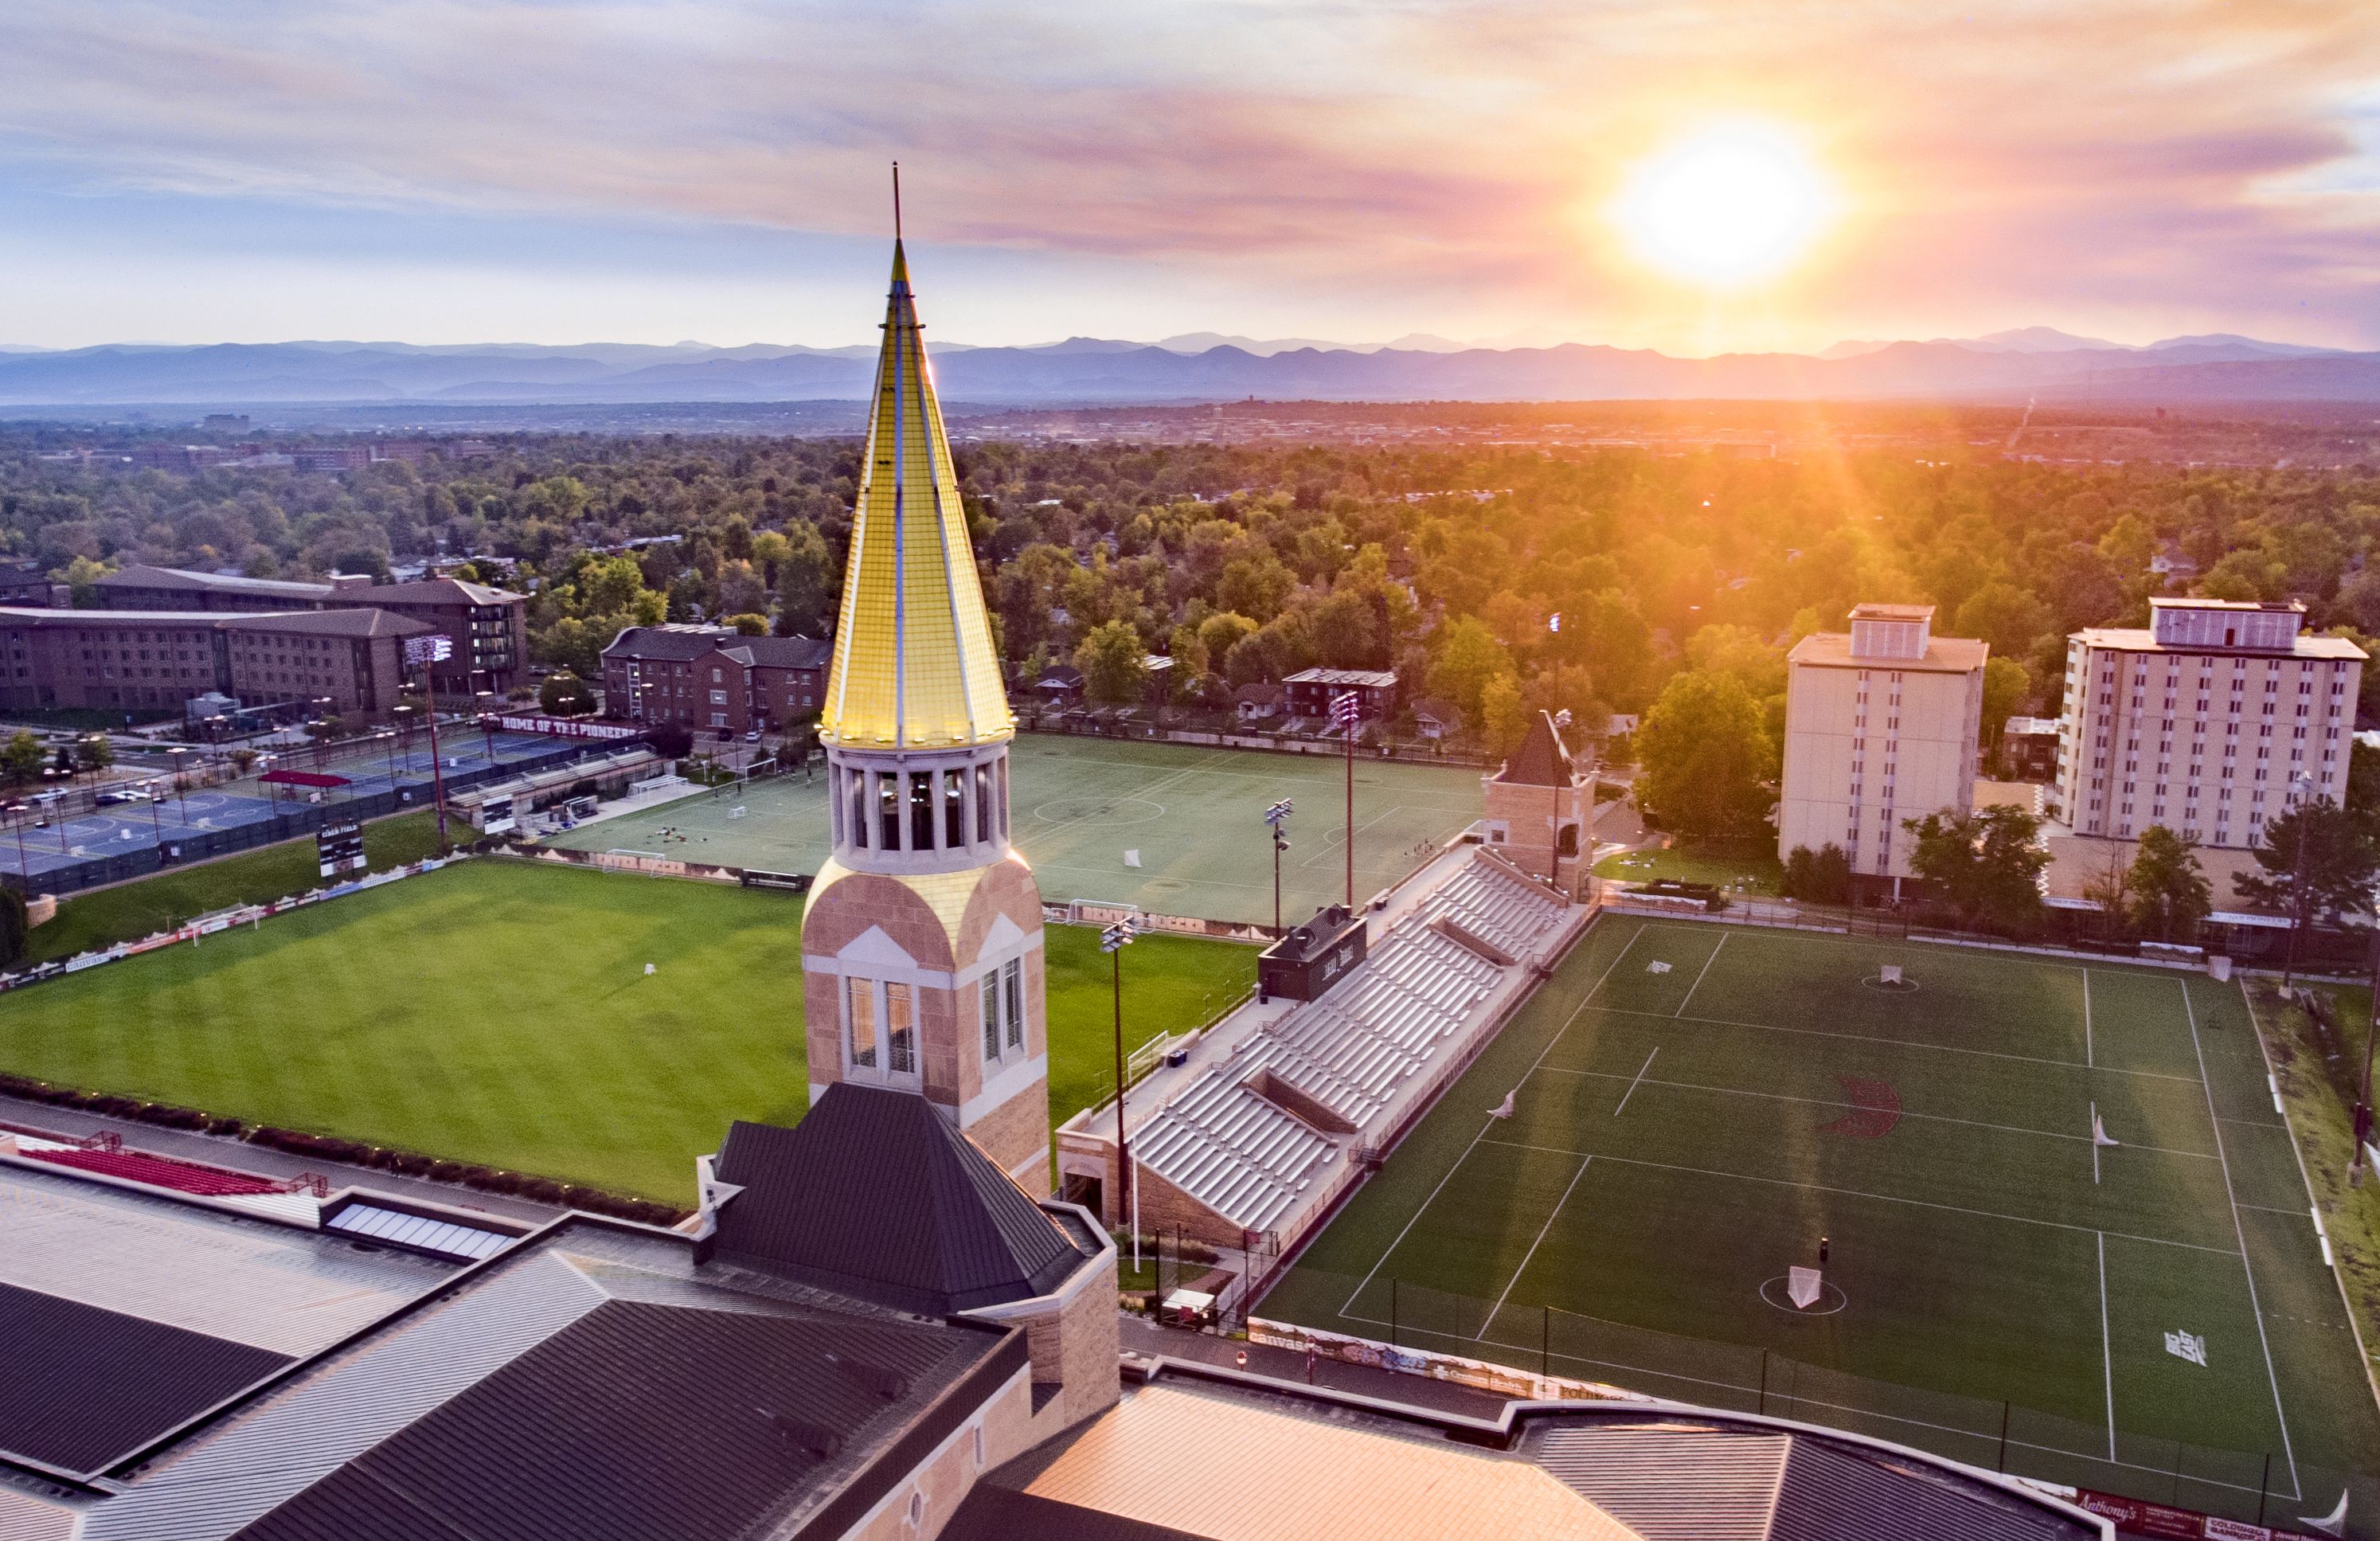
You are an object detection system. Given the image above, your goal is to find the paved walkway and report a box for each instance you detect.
[1119,1315,1511,1418]
[0,1093,564,1224]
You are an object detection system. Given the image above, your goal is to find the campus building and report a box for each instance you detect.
[1482,709,1595,897]
[1777,603,1989,891]
[801,238,1053,1195]
[2049,597,2365,847]
[0,605,427,716]
[601,624,830,737]
[92,565,530,694]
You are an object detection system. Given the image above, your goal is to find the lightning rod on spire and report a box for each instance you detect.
[892,162,902,241]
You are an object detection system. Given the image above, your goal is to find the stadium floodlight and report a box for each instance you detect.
[1265,800,1295,933]
[1102,918,1137,1242]
[1333,692,1362,909]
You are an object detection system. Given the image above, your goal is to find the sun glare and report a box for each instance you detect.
[1614,122,1835,287]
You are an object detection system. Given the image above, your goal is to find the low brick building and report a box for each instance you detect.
[1283,667,1397,721]
[600,624,830,737]
[0,606,426,716]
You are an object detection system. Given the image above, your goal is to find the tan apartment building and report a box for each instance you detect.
[1779,604,1988,894]
[2049,597,2363,848]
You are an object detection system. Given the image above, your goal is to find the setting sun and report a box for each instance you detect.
[1614,121,1836,288]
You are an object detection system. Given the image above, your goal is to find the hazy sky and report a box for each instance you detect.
[2,0,2375,353]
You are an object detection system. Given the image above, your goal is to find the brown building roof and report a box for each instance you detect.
[366,577,525,607]
[1495,710,1578,787]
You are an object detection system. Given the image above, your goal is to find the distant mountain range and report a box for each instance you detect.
[0,330,2373,409]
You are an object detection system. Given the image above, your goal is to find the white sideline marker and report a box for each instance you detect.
[1646,960,1671,975]
[2090,1102,2118,1183]
[1487,1089,1516,1121]
[1788,1267,1823,1309]
[1124,849,1142,868]
[1879,964,1902,986]
[643,963,656,976]
[2303,1489,2349,1537]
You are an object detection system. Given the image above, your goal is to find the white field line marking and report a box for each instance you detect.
[1331,1309,2289,1501]
[1612,1048,1659,1117]
[1533,1065,2216,1160]
[1475,1154,1593,1340]
[2097,1230,2116,1460]
[1585,1002,2201,1085]
[1479,1138,2243,1257]
[1675,932,1729,1017]
[2179,978,2300,1500]
[2084,968,2095,1068]
[1335,921,1647,1318]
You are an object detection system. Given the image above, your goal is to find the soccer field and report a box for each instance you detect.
[542,735,1486,925]
[1259,916,2380,1526]
[0,859,1254,1203]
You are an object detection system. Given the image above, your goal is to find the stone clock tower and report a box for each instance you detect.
[799,238,1050,1192]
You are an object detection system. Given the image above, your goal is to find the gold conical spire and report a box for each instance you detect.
[819,240,1013,749]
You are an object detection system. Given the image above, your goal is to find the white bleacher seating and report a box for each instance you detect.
[1419,856,1568,959]
[1131,1070,1338,1234]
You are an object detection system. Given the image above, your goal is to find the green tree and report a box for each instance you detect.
[1905,806,2048,933]
[580,555,647,616]
[1073,620,1149,705]
[1636,671,1776,839]
[1780,843,1852,905]
[72,733,112,779]
[1979,656,2032,753]
[1479,672,1530,753]
[722,612,769,636]
[1952,581,2054,659]
[1198,612,1258,668]
[59,555,109,608]
[2233,796,2380,929]
[775,520,838,636]
[1426,616,1514,722]
[0,886,25,968]
[1215,553,1295,623]
[1,730,43,787]
[2347,740,2380,819]
[540,671,597,718]
[2126,826,2213,942]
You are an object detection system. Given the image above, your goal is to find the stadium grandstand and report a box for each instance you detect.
[1059,838,1583,1269]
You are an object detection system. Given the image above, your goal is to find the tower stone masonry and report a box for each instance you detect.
[799,238,1052,1193]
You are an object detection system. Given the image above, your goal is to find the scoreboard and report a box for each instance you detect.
[317,819,366,878]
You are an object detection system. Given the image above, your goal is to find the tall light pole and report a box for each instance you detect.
[1334,690,1360,910]
[1549,709,1573,898]
[2355,927,2379,1188]
[1102,919,1136,1236]
[1265,799,1294,935]
[2282,770,2316,992]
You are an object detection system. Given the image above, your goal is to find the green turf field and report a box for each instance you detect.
[0,859,1254,1202]
[541,736,1485,925]
[1259,916,2380,1525]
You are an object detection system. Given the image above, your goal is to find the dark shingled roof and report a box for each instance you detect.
[94,564,334,600]
[220,608,430,639]
[601,625,827,669]
[366,576,525,606]
[0,1281,292,1476]
[1495,710,1577,788]
[228,1296,991,1541]
[712,1085,1089,1314]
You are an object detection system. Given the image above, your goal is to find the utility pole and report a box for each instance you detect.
[1265,799,1294,935]
[1102,920,1136,1233]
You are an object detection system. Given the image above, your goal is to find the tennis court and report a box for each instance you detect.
[542,736,1488,925]
[1257,916,2380,1530]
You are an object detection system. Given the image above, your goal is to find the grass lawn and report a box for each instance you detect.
[1593,836,1781,894]
[545,735,1486,925]
[24,810,447,964]
[0,859,1255,1202]
[1259,917,2380,1523]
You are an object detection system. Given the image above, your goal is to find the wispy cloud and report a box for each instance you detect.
[0,0,2373,347]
